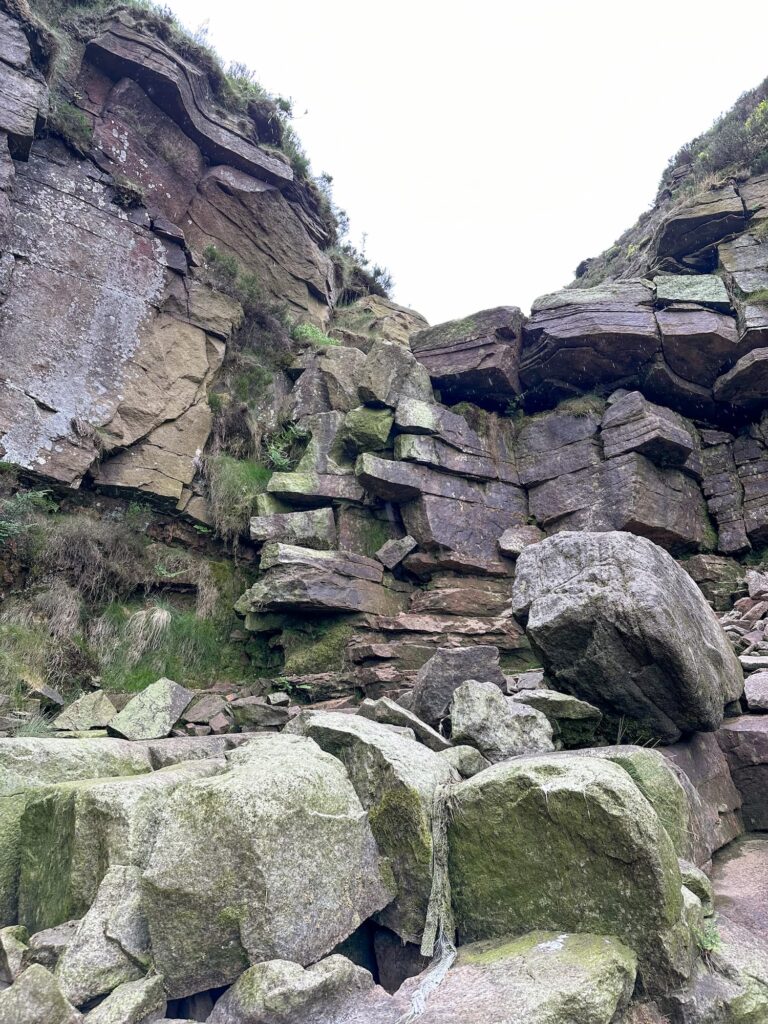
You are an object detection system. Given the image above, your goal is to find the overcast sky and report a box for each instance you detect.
[165,0,768,325]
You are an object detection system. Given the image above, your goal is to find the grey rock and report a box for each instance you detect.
[437,745,491,778]
[0,924,27,983]
[375,536,418,569]
[716,715,768,830]
[359,340,433,408]
[515,689,602,747]
[410,645,506,727]
[357,697,451,751]
[744,670,768,712]
[108,679,193,741]
[512,531,743,742]
[249,507,337,550]
[0,964,82,1024]
[142,734,393,997]
[83,975,166,1024]
[450,681,554,762]
[53,693,117,733]
[653,274,732,311]
[287,712,456,943]
[497,524,545,557]
[22,920,78,972]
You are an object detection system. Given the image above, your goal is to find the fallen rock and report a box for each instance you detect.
[206,954,396,1024]
[515,689,602,747]
[287,711,456,943]
[512,531,743,742]
[52,693,117,734]
[497,524,545,557]
[21,920,78,973]
[375,535,418,569]
[142,734,393,997]
[744,671,768,712]
[356,696,451,752]
[448,753,692,991]
[449,681,554,762]
[0,964,82,1024]
[410,645,506,727]
[438,745,491,778]
[107,679,192,741]
[55,866,148,1007]
[83,974,166,1024]
[399,931,637,1024]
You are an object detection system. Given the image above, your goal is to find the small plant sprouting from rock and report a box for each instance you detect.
[0,490,56,546]
[111,175,145,209]
[291,322,339,347]
[47,98,93,155]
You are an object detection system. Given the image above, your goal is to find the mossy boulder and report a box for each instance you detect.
[448,753,693,992]
[401,931,637,1024]
[287,711,457,943]
[0,963,82,1024]
[18,759,222,934]
[339,406,394,453]
[141,734,393,998]
[78,974,166,1024]
[55,866,148,1007]
[514,689,602,747]
[0,739,153,927]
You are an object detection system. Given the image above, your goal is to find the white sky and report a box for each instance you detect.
[164,0,768,325]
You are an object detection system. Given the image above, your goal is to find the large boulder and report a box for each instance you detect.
[410,646,506,727]
[449,681,554,762]
[141,734,393,997]
[18,759,221,933]
[512,531,743,742]
[448,754,692,992]
[286,712,456,943]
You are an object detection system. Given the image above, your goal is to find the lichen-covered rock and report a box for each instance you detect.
[512,531,743,741]
[141,734,393,997]
[438,744,491,778]
[329,294,428,351]
[359,340,432,408]
[515,689,602,747]
[0,923,27,982]
[108,678,192,741]
[0,739,153,927]
[52,692,117,733]
[206,954,396,1024]
[410,645,506,727]
[400,931,637,1024]
[0,964,83,1024]
[356,697,451,752]
[339,406,394,453]
[22,920,78,973]
[449,681,554,762]
[286,711,456,943]
[448,754,693,991]
[744,670,768,712]
[55,867,149,1007]
[18,759,222,933]
[82,974,166,1024]
[654,274,732,311]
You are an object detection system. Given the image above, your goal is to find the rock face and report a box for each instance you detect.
[512,531,743,741]
[448,753,692,991]
[142,735,393,997]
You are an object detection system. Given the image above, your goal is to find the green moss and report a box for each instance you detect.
[281,618,354,676]
[746,287,768,305]
[291,322,339,347]
[47,98,93,154]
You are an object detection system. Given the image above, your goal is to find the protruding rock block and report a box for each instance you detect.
[375,535,417,569]
[656,306,739,387]
[714,347,768,410]
[339,406,394,453]
[600,390,697,466]
[329,294,428,351]
[0,14,49,161]
[108,678,192,741]
[515,402,603,487]
[654,274,732,311]
[498,523,545,557]
[142,735,393,997]
[521,282,658,399]
[512,531,743,741]
[359,339,432,409]
[654,185,745,262]
[717,716,768,830]
[249,507,337,550]
[448,754,692,990]
[409,307,523,409]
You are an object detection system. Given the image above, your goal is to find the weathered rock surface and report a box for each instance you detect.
[83,975,166,1024]
[249,507,337,550]
[108,678,192,741]
[448,753,692,990]
[716,715,768,830]
[449,681,554,762]
[410,645,506,727]
[356,696,451,751]
[512,531,743,741]
[287,711,455,943]
[52,693,117,734]
[515,689,602,747]
[410,307,523,409]
[142,734,393,996]
[0,964,82,1024]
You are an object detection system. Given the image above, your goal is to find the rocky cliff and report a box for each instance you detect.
[2,3,768,1023]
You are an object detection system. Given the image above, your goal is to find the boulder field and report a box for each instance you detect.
[3,1,768,1022]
